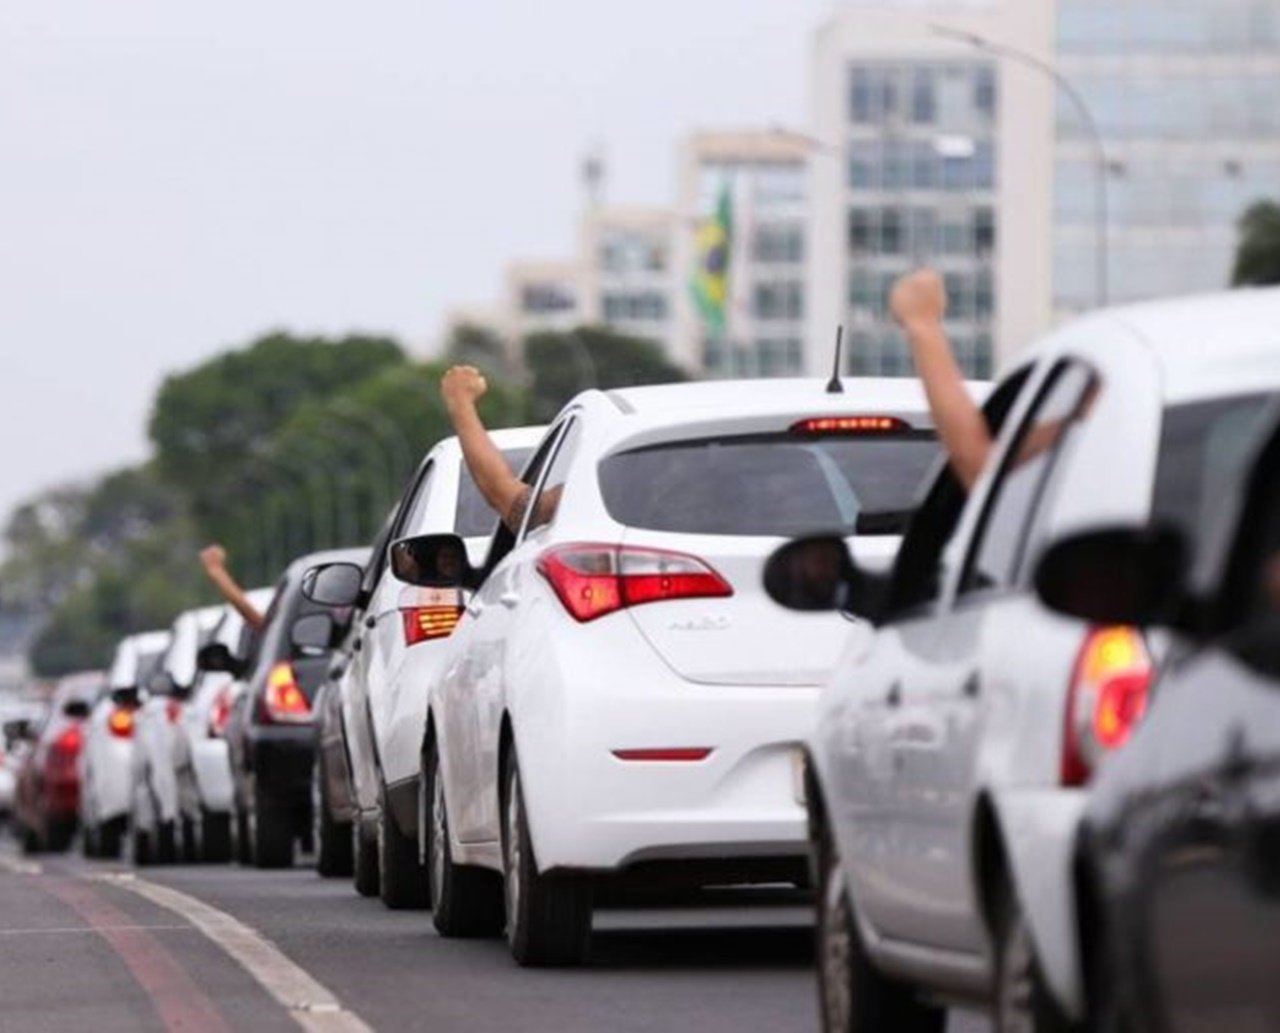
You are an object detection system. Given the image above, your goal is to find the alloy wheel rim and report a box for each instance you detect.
[504,769,522,943]
[430,758,446,903]
[999,918,1035,1033]
[820,854,854,1031]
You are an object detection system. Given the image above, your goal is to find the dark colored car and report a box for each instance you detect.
[214,547,369,869]
[1036,407,1280,1031]
[9,672,106,853]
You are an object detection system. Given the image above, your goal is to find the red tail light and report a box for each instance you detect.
[612,748,713,762]
[107,706,136,739]
[54,725,83,755]
[1061,626,1152,787]
[790,415,909,436]
[208,688,232,738]
[165,698,182,724]
[261,662,311,724]
[538,544,733,623]
[402,605,463,647]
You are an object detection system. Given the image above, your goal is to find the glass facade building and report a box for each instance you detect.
[1055,0,1280,314]
[843,61,1000,378]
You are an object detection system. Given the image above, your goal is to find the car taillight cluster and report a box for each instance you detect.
[790,415,910,436]
[537,543,733,623]
[261,662,311,724]
[1061,626,1153,787]
[165,698,183,724]
[401,605,463,647]
[107,705,137,739]
[208,688,232,738]
[53,725,82,756]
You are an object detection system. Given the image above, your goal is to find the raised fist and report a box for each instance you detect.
[889,269,947,331]
[199,544,227,571]
[441,365,488,411]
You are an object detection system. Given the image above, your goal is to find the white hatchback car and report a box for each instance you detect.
[172,590,274,862]
[411,377,956,965]
[305,427,543,906]
[80,629,170,858]
[767,288,1280,1032]
[130,604,223,864]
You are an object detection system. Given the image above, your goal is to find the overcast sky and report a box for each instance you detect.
[0,0,826,524]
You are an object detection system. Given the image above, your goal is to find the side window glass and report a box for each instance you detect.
[519,419,582,540]
[886,367,1033,616]
[961,362,1097,595]
[479,424,567,574]
[395,462,436,540]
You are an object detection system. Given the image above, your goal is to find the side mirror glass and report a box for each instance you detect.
[3,718,33,743]
[291,613,335,656]
[301,562,364,607]
[197,642,241,676]
[62,699,92,720]
[764,534,877,617]
[109,686,141,707]
[1034,526,1188,627]
[390,534,476,589]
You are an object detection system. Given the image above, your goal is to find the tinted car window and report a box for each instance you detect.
[455,447,534,537]
[599,432,938,537]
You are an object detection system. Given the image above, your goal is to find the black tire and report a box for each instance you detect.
[46,820,76,853]
[501,748,592,967]
[377,787,428,910]
[426,740,504,938]
[153,820,178,864]
[98,818,125,860]
[816,829,944,1033]
[994,886,1075,1033]
[353,816,380,897]
[81,823,100,859]
[20,824,41,856]
[250,793,294,870]
[180,816,199,864]
[132,824,154,866]
[315,791,353,878]
[201,810,232,864]
[233,803,252,866]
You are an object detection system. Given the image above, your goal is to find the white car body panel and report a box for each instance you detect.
[433,378,958,881]
[812,288,1280,1018]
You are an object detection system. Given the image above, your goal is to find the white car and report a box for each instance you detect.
[172,589,274,862]
[130,605,222,864]
[769,288,1280,1032]
[416,377,950,965]
[305,427,543,906]
[79,630,170,858]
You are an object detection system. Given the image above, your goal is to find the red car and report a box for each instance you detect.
[11,672,106,854]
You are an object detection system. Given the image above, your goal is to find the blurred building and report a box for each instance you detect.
[807,0,1056,379]
[677,130,811,378]
[1054,0,1280,317]
[503,259,583,341]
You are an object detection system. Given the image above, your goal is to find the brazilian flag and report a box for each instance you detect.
[690,183,733,334]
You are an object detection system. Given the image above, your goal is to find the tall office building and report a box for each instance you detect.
[1054,0,1280,316]
[807,0,1056,379]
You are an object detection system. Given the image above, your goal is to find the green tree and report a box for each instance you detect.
[523,325,688,422]
[1231,200,1280,287]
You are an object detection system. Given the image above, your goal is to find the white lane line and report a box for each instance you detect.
[0,924,193,936]
[0,855,44,876]
[97,873,373,1033]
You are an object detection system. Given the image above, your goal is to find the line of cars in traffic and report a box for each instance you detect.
[2,285,1277,1031]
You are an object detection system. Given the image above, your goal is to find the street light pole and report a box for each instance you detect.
[932,24,1109,308]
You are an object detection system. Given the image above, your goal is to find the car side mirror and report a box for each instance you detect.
[62,699,92,720]
[390,534,477,589]
[291,613,335,656]
[763,534,881,621]
[1034,525,1189,628]
[109,686,141,707]
[3,718,34,743]
[301,562,364,607]
[197,642,244,677]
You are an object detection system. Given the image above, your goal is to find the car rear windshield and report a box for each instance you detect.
[598,431,939,537]
[455,447,534,537]
[1152,393,1275,545]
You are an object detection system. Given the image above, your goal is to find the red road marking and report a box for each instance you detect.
[42,877,233,1033]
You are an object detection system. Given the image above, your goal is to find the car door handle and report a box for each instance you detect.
[499,591,520,609]
[364,615,376,630]
[886,682,902,708]
[961,672,981,699]
[352,638,363,653]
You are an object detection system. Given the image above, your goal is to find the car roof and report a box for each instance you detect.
[286,546,371,580]
[1037,287,1280,404]
[127,630,172,653]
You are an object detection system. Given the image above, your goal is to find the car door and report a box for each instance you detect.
[892,360,1099,952]
[444,421,572,843]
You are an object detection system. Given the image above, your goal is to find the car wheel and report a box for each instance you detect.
[816,829,944,1033]
[352,816,380,897]
[154,820,178,864]
[232,802,252,866]
[98,817,125,860]
[20,824,41,856]
[377,787,428,909]
[501,748,592,967]
[315,789,353,878]
[995,887,1075,1033]
[250,792,294,870]
[132,824,154,866]
[81,822,100,859]
[425,739,503,938]
[180,815,200,864]
[201,809,232,864]
[46,819,76,853]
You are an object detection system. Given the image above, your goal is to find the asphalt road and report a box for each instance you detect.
[0,835,991,1033]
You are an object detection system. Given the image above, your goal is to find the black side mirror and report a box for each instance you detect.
[390,534,476,589]
[62,699,92,720]
[109,686,141,707]
[3,718,33,743]
[763,534,880,620]
[301,562,364,607]
[1034,525,1189,628]
[197,642,244,677]
[291,613,335,656]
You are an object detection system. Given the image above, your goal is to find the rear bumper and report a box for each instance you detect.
[247,725,315,807]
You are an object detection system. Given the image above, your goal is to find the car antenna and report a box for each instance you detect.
[825,325,845,394]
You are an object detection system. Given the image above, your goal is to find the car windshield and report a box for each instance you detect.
[455,447,534,537]
[598,431,939,537]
